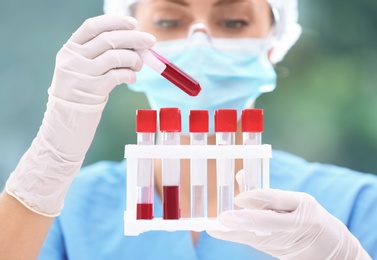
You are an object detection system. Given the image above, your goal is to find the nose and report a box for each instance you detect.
[186,23,212,47]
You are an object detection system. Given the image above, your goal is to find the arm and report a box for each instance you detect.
[0,192,53,259]
[0,14,155,258]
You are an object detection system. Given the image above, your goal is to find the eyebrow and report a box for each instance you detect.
[214,0,253,6]
[164,0,189,6]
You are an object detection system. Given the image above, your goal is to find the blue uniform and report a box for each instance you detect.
[39,150,377,259]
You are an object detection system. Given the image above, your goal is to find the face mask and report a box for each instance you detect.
[129,29,277,134]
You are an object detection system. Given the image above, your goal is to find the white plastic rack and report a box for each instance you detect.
[124,144,272,236]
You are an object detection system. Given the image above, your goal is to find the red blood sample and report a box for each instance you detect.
[162,63,201,97]
[150,49,202,97]
[163,186,180,219]
[137,203,153,220]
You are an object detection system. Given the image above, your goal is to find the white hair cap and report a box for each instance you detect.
[267,0,302,63]
[103,0,302,63]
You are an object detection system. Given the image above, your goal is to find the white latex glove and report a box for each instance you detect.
[207,171,371,260]
[5,14,156,217]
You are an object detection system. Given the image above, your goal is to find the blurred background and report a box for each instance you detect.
[1,0,377,187]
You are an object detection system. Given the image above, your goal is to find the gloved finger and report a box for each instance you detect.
[60,48,143,76]
[67,30,156,59]
[207,230,258,245]
[234,188,301,212]
[69,14,137,45]
[92,49,143,75]
[99,67,138,87]
[85,68,138,94]
[217,208,298,232]
[235,169,245,193]
[207,229,272,245]
[49,67,137,104]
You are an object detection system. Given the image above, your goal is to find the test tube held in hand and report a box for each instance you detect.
[215,109,237,215]
[242,109,264,191]
[136,110,157,219]
[160,108,182,219]
[138,50,202,97]
[189,110,209,218]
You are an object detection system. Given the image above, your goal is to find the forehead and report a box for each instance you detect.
[132,0,269,16]
[133,0,272,39]
[136,0,265,7]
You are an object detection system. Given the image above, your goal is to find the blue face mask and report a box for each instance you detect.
[129,36,277,134]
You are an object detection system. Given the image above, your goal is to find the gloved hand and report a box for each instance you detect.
[5,14,156,217]
[207,171,371,260]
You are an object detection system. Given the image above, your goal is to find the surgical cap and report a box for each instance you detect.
[103,0,302,63]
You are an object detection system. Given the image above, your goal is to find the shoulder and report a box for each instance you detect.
[63,160,127,211]
[270,149,377,190]
[269,149,377,211]
[77,159,127,180]
[72,160,127,190]
[270,149,377,218]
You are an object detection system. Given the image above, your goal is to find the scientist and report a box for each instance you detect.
[1,0,376,259]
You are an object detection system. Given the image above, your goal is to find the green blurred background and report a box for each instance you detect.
[1,0,377,187]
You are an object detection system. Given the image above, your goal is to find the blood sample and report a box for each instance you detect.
[189,110,209,218]
[214,109,237,215]
[136,110,157,219]
[242,109,264,191]
[162,186,180,219]
[160,108,182,219]
[138,49,202,97]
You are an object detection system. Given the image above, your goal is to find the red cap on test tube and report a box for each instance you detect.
[136,110,157,133]
[160,108,181,132]
[214,109,237,132]
[189,110,209,133]
[241,109,264,133]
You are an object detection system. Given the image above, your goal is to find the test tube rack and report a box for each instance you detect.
[124,143,272,236]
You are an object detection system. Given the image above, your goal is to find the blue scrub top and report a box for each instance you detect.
[39,150,377,259]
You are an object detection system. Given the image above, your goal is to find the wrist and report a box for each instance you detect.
[5,94,106,216]
[5,142,83,216]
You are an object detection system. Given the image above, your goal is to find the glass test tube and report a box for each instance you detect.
[242,109,264,191]
[136,110,157,219]
[160,108,182,219]
[137,49,202,97]
[189,110,209,218]
[214,109,237,215]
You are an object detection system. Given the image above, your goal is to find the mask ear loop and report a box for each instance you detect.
[268,4,281,50]
[251,3,278,62]
[267,1,281,37]
[186,23,213,47]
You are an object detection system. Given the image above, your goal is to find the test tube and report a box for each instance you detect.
[137,50,202,97]
[214,109,237,215]
[136,110,157,219]
[242,109,264,191]
[189,110,209,218]
[160,108,182,219]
